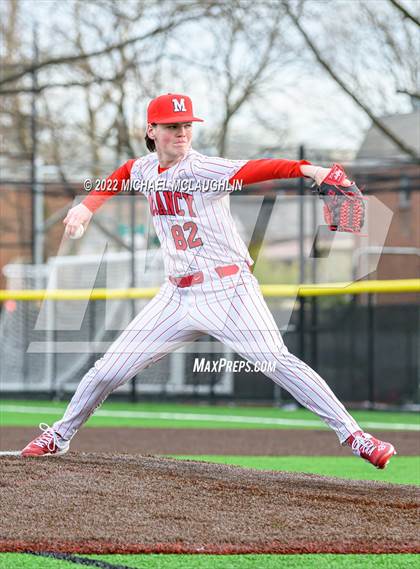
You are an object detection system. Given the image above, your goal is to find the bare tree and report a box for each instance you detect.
[389,0,420,26]
[0,0,221,88]
[2,0,419,172]
[282,0,420,161]
[0,0,31,161]
[167,2,294,156]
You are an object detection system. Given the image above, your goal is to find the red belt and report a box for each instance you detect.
[169,264,241,288]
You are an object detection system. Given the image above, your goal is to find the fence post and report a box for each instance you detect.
[310,190,318,370]
[367,293,375,408]
[298,145,306,360]
[130,193,138,403]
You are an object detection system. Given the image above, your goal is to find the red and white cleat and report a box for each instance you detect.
[21,423,70,457]
[346,430,396,469]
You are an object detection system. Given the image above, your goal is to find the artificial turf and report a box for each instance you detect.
[0,553,418,568]
[0,400,418,431]
[169,455,420,485]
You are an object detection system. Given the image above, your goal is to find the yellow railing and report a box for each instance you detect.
[0,279,418,301]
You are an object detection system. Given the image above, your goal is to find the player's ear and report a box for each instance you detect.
[147,123,156,139]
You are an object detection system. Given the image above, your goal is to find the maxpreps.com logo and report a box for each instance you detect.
[193,358,276,373]
[172,98,186,112]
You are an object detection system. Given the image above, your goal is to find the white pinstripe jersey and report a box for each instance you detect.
[130,149,252,277]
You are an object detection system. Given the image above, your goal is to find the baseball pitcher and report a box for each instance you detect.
[22,93,395,469]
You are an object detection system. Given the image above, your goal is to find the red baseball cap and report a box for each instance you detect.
[147,93,204,124]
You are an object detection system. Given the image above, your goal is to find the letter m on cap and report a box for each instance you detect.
[172,98,186,112]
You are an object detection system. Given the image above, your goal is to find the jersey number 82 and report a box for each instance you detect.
[171,222,203,250]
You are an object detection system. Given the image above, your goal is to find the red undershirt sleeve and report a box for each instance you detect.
[229,158,311,186]
[82,159,136,213]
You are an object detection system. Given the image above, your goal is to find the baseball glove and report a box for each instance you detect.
[316,164,365,233]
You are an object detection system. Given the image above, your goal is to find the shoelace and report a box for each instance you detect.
[33,423,60,452]
[351,434,376,457]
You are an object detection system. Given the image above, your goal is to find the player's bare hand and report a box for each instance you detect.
[63,203,92,237]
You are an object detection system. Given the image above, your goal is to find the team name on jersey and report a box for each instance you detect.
[147,190,197,217]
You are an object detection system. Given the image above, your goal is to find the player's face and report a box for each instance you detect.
[148,122,193,161]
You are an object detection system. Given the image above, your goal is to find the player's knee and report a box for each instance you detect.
[259,346,290,371]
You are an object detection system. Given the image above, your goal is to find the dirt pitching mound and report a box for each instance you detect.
[1,454,419,554]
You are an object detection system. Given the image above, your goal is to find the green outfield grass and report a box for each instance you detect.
[0,553,418,568]
[170,455,420,486]
[1,400,419,431]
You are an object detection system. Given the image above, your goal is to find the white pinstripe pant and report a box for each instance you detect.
[53,269,361,443]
